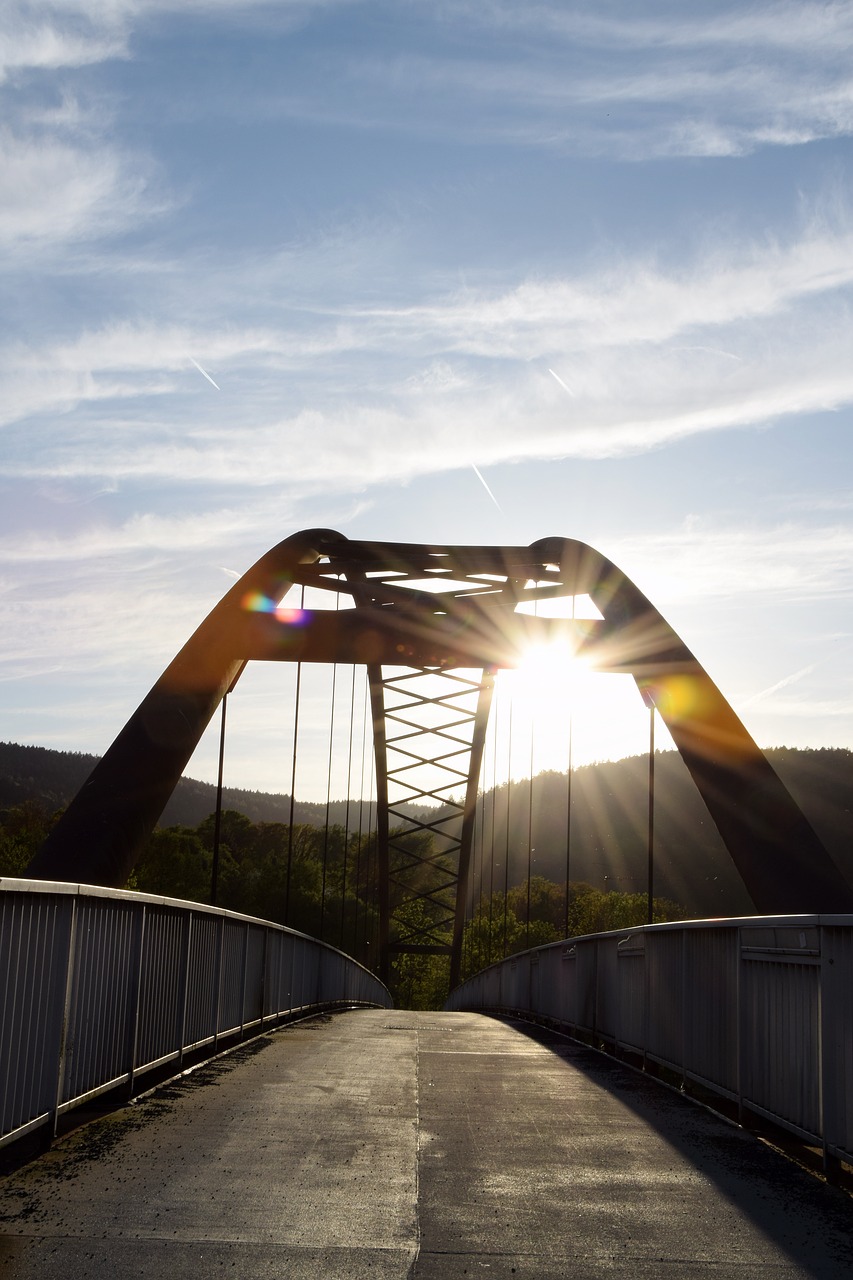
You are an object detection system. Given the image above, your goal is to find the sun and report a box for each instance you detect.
[506,640,591,702]
[490,639,671,784]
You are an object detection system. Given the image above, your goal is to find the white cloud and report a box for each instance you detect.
[0,20,125,80]
[6,2,853,166]
[453,2,853,54]
[321,3,853,158]
[604,518,853,608]
[0,128,154,248]
[0,506,256,561]
[5,215,853,492]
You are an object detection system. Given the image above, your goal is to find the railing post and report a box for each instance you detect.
[642,927,649,1072]
[212,914,225,1050]
[736,924,745,1127]
[819,924,841,1181]
[239,922,249,1037]
[592,939,599,1042]
[680,928,687,1089]
[176,912,193,1069]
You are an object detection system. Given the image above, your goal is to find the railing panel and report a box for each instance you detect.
[0,892,72,1137]
[184,912,219,1046]
[136,907,185,1069]
[574,941,597,1032]
[0,882,390,1150]
[741,953,820,1137]
[537,946,562,1023]
[646,929,684,1069]
[243,926,266,1025]
[823,926,853,1159]
[616,935,645,1050]
[683,928,738,1093]
[218,920,247,1033]
[594,936,622,1040]
[62,899,139,1103]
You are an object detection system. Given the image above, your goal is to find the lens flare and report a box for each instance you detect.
[242,592,308,625]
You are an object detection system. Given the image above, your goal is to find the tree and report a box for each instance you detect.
[131,826,213,902]
[0,803,54,877]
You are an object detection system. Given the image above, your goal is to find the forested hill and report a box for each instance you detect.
[2,741,852,916]
[0,742,374,829]
[439,746,853,917]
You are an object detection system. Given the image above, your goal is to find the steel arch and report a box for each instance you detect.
[27,531,853,985]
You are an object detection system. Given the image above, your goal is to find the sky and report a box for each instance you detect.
[3,0,853,801]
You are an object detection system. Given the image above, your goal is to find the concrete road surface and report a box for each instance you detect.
[1,1010,851,1278]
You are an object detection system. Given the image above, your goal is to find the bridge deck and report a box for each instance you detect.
[1,1010,851,1278]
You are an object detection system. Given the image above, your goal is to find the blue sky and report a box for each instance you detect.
[3,1,853,798]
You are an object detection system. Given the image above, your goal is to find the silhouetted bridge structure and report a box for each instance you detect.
[2,533,853,1273]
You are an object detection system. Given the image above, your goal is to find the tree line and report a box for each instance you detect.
[5,742,853,920]
[0,801,683,1008]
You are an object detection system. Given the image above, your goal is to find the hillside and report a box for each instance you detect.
[2,741,852,917]
[0,742,373,830]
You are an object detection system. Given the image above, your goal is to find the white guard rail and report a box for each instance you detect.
[446,915,853,1168]
[0,879,391,1150]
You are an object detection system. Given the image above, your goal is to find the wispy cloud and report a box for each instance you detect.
[248,2,853,158]
[605,520,853,608]
[0,20,126,81]
[5,213,853,489]
[0,128,156,249]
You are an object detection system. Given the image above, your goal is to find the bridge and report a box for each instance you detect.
[2,533,853,1274]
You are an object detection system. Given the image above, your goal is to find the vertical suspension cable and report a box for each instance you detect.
[564,707,574,939]
[354,668,369,961]
[647,699,656,924]
[367,744,379,963]
[524,596,538,950]
[320,581,342,942]
[464,756,482,979]
[285,585,305,927]
[476,760,486,969]
[211,690,228,906]
[564,589,576,939]
[487,693,498,966]
[466,752,484,979]
[340,663,357,949]
[502,698,512,958]
[525,682,535,951]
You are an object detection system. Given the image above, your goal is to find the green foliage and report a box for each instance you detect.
[460,878,686,982]
[0,802,56,877]
[389,898,452,1010]
[567,882,686,933]
[130,826,213,903]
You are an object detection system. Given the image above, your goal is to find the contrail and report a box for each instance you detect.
[742,663,816,708]
[471,464,503,513]
[548,367,575,398]
[189,356,221,391]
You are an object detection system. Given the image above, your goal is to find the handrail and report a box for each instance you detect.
[446,915,853,1171]
[0,878,391,1150]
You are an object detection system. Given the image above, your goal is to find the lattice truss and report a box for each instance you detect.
[379,665,492,952]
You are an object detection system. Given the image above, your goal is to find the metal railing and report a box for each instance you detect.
[0,879,391,1150]
[446,915,853,1168]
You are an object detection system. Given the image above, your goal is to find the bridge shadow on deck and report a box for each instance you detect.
[477,1015,853,1280]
